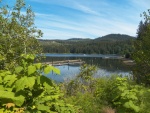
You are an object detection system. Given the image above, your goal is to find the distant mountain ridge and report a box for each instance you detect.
[95,34,135,41]
[66,38,91,42]
[39,34,135,41]
[40,33,135,54]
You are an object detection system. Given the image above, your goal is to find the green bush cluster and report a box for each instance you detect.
[63,64,150,113]
[0,54,79,113]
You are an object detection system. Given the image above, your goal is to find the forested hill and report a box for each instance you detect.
[95,34,135,41]
[39,34,135,55]
[67,38,91,41]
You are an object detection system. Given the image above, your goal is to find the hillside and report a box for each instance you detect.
[67,38,91,41]
[39,34,135,54]
[95,34,135,42]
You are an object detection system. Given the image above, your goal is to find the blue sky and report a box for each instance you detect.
[3,0,150,39]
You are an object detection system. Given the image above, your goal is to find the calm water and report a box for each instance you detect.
[42,54,132,82]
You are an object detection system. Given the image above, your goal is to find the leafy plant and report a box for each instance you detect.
[0,54,78,112]
[110,77,146,113]
[0,0,79,112]
[65,64,97,96]
[63,64,101,113]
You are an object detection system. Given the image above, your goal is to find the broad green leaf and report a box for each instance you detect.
[121,90,129,97]
[128,94,138,100]
[129,101,140,112]
[40,95,59,102]
[0,71,11,77]
[0,108,4,112]
[38,75,53,86]
[37,75,41,85]
[118,86,126,91]
[28,54,35,60]
[43,82,53,90]
[51,66,60,75]
[5,88,13,92]
[4,74,17,86]
[15,66,23,74]
[123,101,131,109]
[28,65,36,75]
[0,85,4,90]
[123,100,140,112]
[44,66,60,75]
[0,76,2,83]
[0,90,15,99]
[0,90,24,106]
[44,66,52,74]
[15,76,36,92]
[37,104,50,111]
[35,63,41,69]
[13,95,25,106]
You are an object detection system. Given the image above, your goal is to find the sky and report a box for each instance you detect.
[2,0,150,39]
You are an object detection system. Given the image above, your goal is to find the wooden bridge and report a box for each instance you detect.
[44,59,84,66]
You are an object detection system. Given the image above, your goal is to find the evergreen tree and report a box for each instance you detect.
[132,9,150,85]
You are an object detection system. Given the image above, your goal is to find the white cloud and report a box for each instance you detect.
[30,0,149,39]
[130,0,150,10]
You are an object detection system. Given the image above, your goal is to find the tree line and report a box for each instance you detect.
[40,34,135,55]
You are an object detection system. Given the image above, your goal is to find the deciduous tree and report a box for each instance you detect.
[0,0,43,70]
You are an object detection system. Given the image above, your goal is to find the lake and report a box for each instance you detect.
[42,54,132,82]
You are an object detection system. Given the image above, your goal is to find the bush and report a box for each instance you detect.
[0,54,79,112]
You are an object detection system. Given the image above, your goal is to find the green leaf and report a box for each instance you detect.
[13,95,25,106]
[0,85,4,90]
[0,76,2,83]
[128,94,138,100]
[123,100,140,112]
[15,76,36,92]
[0,108,4,112]
[37,104,50,112]
[0,90,15,99]
[51,66,60,75]
[0,71,11,77]
[39,95,59,103]
[28,54,35,60]
[4,74,17,86]
[44,66,51,74]
[37,75,53,86]
[0,90,24,106]
[123,101,131,108]
[28,65,36,75]
[44,66,60,75]
[35,63,41,69]
[15,66,23,74]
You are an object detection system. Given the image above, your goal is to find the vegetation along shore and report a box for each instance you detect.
[0,0,150,112]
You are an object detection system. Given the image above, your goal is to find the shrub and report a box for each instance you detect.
[0,54,79,112]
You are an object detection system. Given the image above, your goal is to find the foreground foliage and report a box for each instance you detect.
[63,64,150,113]
[0,54,79,112]
[0,0,79,112]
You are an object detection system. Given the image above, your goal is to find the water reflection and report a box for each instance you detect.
[42,55,132,82]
